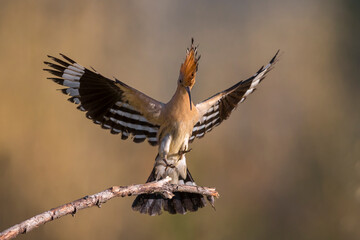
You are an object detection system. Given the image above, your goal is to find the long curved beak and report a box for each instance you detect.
[185,86,192,110]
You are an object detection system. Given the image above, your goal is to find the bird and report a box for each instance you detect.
[43,38,279,216]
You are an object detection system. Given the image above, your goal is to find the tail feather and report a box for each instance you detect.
[132,168,206,216]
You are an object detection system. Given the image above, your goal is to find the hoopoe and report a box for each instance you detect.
[44,39,279,216]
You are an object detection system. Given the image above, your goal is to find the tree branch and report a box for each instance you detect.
[0,177,219,240]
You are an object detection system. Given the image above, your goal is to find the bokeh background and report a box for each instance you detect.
[0,0,359,239]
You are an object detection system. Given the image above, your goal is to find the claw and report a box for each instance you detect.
[162,158,175,168]
[178,148,192,156]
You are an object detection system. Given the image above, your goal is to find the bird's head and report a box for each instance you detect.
[178,38,200,110]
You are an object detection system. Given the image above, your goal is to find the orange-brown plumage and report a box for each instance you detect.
[179,39,199,89]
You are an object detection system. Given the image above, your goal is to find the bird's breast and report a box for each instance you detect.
[159,120,192,156]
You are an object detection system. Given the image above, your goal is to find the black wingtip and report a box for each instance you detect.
[59,88,68,95]
[270,49,280,64]
[47,77,64,85]
[256,65,264,74]
[59,53,76,64]
[43,68,63,77]
[45,54,70,67]
[44,61,66,71]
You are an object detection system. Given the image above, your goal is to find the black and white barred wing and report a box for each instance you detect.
[44,54,164,146]
[190,51,279,143]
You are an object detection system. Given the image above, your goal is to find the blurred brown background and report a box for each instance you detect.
[0,0,359,239]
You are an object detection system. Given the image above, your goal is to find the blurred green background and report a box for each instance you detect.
[0,0,359,239]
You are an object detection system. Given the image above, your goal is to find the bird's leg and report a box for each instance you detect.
[159,134,172,166]
[178,134,191,157]
[155,134,179,182]
[176,154,187,180]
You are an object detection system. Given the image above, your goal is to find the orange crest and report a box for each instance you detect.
[179,38,200,87]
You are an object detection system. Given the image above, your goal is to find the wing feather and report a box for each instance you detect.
[44,54,163,146]
[191,51,279,143]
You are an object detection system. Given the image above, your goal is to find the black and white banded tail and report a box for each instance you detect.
[132,166,206,216]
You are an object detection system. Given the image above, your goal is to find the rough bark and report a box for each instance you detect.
[0,177,219,240]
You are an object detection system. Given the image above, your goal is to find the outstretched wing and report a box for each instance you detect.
[44,54,164,146]
[190,51,279,143]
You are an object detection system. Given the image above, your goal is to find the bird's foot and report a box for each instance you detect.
[162,158,175,169]
[178,148,192,156]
